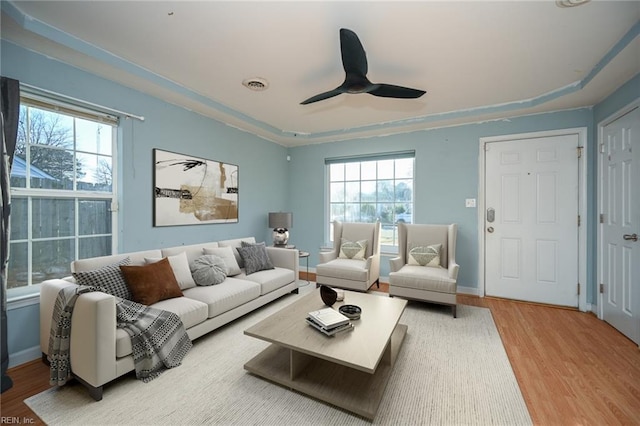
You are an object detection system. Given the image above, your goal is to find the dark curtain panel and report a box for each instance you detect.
[1,76,19,393]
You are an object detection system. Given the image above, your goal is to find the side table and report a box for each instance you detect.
[298,251,310,286]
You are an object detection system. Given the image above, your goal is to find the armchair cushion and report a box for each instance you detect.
[315,258,369,282]
[390,265,456,294]
[338,239,367,260]
[408,243,442,267]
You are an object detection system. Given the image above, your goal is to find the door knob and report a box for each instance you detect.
[487,226,494,233]
[623,233,638,242]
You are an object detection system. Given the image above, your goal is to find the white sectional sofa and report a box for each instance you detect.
[39,237,299,400]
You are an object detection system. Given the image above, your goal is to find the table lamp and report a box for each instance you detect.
[269,212,292,247]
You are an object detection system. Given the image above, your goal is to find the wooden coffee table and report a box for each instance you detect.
[244,289,408,420]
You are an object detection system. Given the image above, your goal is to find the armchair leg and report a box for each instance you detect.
[452,305,457,318]
[376,279,380,288]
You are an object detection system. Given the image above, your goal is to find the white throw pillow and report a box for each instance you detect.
[338,239,367,260]
[203,246,241,276]
[408,244,442,267]
[144,251,196,290]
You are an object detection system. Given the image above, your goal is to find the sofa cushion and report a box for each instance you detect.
[115,296,208,358]
[237,242,274,275]
[190,255,227,286]
[203,246,241,276]
[120,258,184,305]
[408,243,442,267]
[218,237,256,268]
[72,250,162,271]
[72,257,133,300]
[162,242,219,265]
[182,278,260,318]
[236,267,295,295]
[339,239,367,260]
[144,251,197,290]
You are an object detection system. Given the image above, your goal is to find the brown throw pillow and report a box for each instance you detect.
[120,257,183,305]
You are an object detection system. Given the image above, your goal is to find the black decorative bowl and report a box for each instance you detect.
[320,285,337,306]
[339,305,362,320]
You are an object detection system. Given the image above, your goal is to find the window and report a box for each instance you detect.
[326,151,414,248]
[7,92,118,299]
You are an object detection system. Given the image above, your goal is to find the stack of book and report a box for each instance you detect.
[306,307,354,336]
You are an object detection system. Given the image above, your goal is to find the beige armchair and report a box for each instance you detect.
[315,221,381,292]
[389,223,459,317]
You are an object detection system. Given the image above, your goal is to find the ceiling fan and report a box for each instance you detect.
[301,28,426,105]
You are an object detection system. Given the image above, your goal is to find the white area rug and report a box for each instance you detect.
[26,288,532,425]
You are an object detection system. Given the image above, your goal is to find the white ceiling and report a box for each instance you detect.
[2,1,639,147]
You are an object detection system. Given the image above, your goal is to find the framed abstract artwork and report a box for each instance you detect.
[153,149,238,226]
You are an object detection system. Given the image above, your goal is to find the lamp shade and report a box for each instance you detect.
[268,212,292,229]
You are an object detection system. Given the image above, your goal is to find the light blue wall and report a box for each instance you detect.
[2,38,638,367]
[289,109,595,291]
[1,40,290,365]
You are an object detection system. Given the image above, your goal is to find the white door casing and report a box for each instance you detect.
[478,128,587,311]
[598,102,640,346]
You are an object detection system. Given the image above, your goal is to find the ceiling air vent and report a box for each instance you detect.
[555,0,590,7]
[242,78,269,91]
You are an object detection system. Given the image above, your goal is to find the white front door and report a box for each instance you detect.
[599,104,640,345]
[484,133,580,307]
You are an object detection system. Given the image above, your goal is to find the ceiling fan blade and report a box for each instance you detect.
[369,84,426,99]
[300,88,345,105]
[340,28,368,76]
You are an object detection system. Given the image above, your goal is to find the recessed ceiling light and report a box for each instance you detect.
[555,0,590,8]
[242,78,269,91]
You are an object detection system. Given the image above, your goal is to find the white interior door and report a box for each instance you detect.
[600,105,640,345]
[484,134,579,307]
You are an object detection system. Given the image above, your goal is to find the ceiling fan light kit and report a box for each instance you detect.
[301,28,426,105]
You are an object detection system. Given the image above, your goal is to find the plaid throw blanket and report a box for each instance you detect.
[49,285,192,386]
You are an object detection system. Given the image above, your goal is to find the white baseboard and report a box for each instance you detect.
[8,345,41,368]
[457,285,480,296]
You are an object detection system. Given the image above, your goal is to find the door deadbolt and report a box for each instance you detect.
[487,208,495,223]
[487,227,494,233]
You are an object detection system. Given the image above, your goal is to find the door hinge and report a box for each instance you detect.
[600,213,605,224]
[578,215,581,227]
[577,283,580,296]
[600,143,605,154]
[600,283,605,294]
[577,146,583,158]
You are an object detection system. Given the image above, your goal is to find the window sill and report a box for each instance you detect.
[7,286,41,310]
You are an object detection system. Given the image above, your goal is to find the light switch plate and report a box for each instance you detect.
[465,198,476,208]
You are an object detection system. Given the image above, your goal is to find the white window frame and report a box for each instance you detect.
[325,151,415,252]
[7,90,119,303]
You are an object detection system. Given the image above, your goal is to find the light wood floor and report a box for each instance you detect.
[2,280,639,425]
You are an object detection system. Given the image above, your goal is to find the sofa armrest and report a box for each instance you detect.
[40,279,76,354]
[70,291,118,388]
[266,247,299,278]
[319,250,338,264]
[40,279,118,388]
[389,256,404,273]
